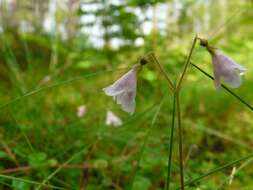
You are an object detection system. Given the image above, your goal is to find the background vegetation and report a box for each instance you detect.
[0,0,253,189]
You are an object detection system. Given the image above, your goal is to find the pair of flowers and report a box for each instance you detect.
[103,40,247,114]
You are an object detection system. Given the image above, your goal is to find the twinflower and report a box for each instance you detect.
[207,47,247,90]
[199,39,247,90]
[103,64,139,113]
[105,110,122,127]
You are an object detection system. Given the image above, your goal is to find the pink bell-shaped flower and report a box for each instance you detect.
[103,64,139,114]
[208,49,247,90]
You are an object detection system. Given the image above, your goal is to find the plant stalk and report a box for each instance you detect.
[176,92,184,190]
[149,53,175,93]
[166,93,177,190]
[175,34,199,190]
[176,34,198,91]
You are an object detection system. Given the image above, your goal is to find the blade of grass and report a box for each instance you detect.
[129,97,165,190]
[0,67,130,109]
[208,7,247,41]
[0,33,26,93]
[35,146,88,190]
[0,174,65,190]
[165,93,176,190]
[178,152,253,189]
[218,156,253,188]
[191,62,253,112]
[8,107,34,153]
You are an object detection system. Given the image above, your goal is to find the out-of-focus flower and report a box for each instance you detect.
[103,64,140,114]
[77,105,87,118]
[208,48,247,90]
[106,110,122,127]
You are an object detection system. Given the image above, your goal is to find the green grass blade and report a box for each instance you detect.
[0,174,65,190]
[35,147,88,190]
[129,98,165,190]
[179,152,253,189]
[191,62,253,112]
[0,67,130,109]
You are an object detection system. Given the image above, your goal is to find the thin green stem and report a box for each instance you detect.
[8,107,34,153]
[191,62,253,112]
[35,147,88,190]
[174,34,199,190]
[176,35,198,91]
[208,7,245,41]
[176,92,184,190]
[0,174,65,190]
[165,93,176,190]
[129,100,164,190]
[0,67,130,109]
[178,152,253,189]
[148,53,174,93]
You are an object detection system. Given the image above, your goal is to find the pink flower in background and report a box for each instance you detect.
[77,105,87,118]
[103,65,139,114]
[208,49,247,90]
[106,110,122,127]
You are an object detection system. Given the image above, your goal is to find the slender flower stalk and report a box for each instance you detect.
[176,92,184,190]
[148,52,175,93]
[176,34,198,91]
[166,92,176,190]
[173,35,198,190]
[145,52,177,189]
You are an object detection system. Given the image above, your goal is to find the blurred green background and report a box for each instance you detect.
[0,0,253,189]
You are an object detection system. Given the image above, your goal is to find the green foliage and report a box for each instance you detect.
[0,0,253,189]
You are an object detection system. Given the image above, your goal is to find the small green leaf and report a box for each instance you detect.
[0,151,8,159]
[12,179,31,190]
[28,152,47,168]
[132,176,151,190]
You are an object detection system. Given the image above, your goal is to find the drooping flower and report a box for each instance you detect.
[103,64,140,114]
[207,48,247,90]
[105,110,122,127]
[77,105,87,118]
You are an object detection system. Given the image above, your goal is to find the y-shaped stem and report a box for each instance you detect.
[175,34,198,190]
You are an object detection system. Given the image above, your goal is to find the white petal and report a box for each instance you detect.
[115,91,136,114]
[103,66,138,97]
[106,111,122,127]
[211,51,247,89]
[77,105,87,118]
[212,55,222,90]
[103,65,139,113]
